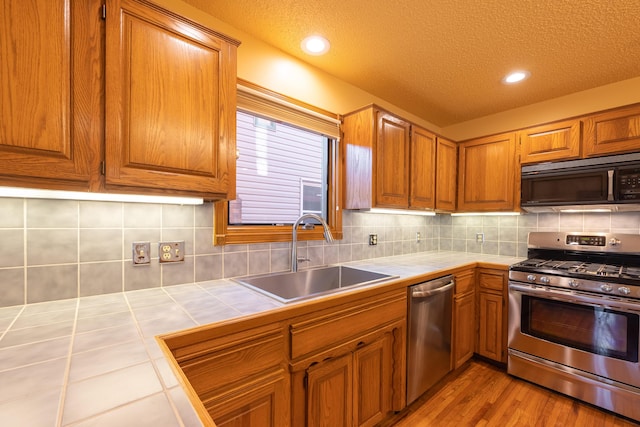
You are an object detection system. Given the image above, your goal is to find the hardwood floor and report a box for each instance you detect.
[383,359,639,426]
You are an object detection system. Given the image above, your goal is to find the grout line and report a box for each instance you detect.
[55,297,79,427]
[121,202,126,294]
[124,287,189,427]
[0,305,26,345]
[23,199,27,306]
[76,202,81,301]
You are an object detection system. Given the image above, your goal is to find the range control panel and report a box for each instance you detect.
[566,235,606,246]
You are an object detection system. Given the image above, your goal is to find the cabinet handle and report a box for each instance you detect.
[607,170,614,201]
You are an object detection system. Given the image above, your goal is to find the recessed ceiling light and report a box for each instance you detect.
[502,70,531,84]
[301,35,330,56]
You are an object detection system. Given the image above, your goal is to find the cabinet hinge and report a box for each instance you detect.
[101,4,106,20]
[100,161,106,175]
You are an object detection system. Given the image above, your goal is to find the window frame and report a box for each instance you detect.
[213,80,343,245]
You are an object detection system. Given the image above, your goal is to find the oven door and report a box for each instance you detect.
[521,168,612,207]
[508,282,640,389]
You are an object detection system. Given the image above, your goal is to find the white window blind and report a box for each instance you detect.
[236,83,341,139]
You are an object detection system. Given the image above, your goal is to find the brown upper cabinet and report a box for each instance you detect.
[105,0,239,198]
[435,137,457,211]
[0,0,102,190]
[343,105,449,211]
[375,111,412,208]
[457,132,518,212]
[519,104,640,165]
[410,126,437,209]
[583,104,640,157]
[0,0,240,199]
[519,119,581,164]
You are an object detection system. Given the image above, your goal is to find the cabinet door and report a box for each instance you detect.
[477,291,503,362]
[519,120,581,164]
[409,126,436,209]
[583,105,640,157]
[458,133,517,212]
[307,353,353,427]
[105,0,238,197]
[342,108,375,209]
[453,292,475,369]
[435,137,457,211]
[353,335,393,427]
[375,112,410,208]
[0,0,101,188]
[210,373,289,427]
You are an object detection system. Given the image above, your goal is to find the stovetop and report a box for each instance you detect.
[510,232,640,298]
[512,258,640,281]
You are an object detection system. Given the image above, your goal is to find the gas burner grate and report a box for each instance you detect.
[567,262,623,277]
[622,266,640,280]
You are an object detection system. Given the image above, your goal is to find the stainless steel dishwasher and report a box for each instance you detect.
[406,274,454,404]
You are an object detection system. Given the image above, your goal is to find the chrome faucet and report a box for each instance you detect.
[291,213,334,272]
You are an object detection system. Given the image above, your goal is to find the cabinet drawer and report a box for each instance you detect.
[478,270,506,291]
[290,292,405,360]
[168,324,285,399]
[455,270,475,295]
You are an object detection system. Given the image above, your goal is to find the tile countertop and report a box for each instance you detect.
[0,251,524,427]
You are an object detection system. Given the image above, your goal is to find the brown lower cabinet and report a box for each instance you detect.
[158,288,406,427]
[305,332,393,427]
[452,269,476,369]
[476,268,508,363]
[453,266,509,367]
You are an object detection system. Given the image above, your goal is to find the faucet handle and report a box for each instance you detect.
[301,223,315,230]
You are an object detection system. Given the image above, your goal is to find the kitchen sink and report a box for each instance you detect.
[233,265,397,303]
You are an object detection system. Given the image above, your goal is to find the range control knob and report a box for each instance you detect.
[609,238,620,246]
[568,280,580,288]
[526,274,537,282]
[600,284,613,292]
[618,287,631,295]
[539,276,550,284]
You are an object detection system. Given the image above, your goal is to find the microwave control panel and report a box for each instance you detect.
[618,167,640,200]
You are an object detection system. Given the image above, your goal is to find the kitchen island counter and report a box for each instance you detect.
[0,251,523,426]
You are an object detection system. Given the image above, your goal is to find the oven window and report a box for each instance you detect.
[521,296,639,362]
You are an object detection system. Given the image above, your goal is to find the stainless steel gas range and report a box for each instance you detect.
[508,232,640,422]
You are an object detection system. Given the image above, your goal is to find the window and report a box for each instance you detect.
[229,111,328,225]
[214,80,342,245]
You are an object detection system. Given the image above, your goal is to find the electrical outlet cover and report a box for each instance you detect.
[159,241,185,263]
[132,242,151,265]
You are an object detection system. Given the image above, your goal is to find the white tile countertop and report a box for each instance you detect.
[0,251,524,427]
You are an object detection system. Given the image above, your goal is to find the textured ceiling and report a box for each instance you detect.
[185,0,640,127]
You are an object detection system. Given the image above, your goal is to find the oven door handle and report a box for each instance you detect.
[509,283,640,313]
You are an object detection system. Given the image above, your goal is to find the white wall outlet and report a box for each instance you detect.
[132,242,150,265]
[476,233,485,243]
[369,234,378,246]
[416,232,421,243]
[159,241,185,263]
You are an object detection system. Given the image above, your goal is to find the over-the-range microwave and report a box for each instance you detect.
[521,152,640,213]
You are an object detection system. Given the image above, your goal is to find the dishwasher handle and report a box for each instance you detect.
[410,279,454,298]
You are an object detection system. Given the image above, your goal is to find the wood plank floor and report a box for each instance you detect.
[382,359,639,426]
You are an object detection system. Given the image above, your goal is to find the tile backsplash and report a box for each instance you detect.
[1,197,639,307]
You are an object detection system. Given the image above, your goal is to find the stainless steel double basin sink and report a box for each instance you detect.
[233,265,397,303]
